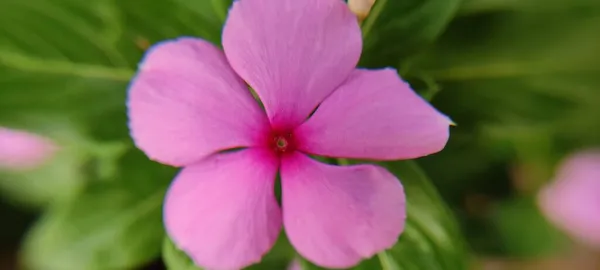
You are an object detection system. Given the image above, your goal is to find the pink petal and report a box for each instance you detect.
[538,150,600,248]
[0,127,57,171]
[128,38,269,167]
[222,0,362,128]
[295,69,452,160]
[281,153,406,268]
[164,149,282,270]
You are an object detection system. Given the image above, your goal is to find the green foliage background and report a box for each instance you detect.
[0,0,598,269]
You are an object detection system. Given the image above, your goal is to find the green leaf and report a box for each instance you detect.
[417,9,600,82]
[491,196,569,257]
[0,0,230,136]
[0,0,131,121]
[377,251,400,270]
[359,0,462,68]
[163,234,297,270]
[163,237,202,270]
[381,161,469,270]
[411,6,600,163]
[459,0,600,15]
[171,0,233,36]
[22,148,177,270]
[116,0,230,49]
[299,256,381,270]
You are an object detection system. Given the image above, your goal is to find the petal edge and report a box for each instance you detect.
[128,38,269,167]
[296,68,452,160]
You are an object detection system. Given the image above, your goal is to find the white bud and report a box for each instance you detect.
[348,0,376,21]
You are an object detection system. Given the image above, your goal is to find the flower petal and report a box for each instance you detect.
[0,127,57,170]
[538,150,600,248]
[223,0,362,128]
[128,38,269,167]
[296,69,452,160]
[164,149,282,270]
[281,153,405,268]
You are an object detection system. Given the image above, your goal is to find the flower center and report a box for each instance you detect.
[269,131,295,155]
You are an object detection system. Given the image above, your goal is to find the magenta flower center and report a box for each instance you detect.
[269,130,296,155]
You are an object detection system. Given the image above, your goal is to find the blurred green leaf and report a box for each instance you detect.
[299,256,380,270]
[116,0,229,53]
[163,237,201,270]
[359,0,462,68]
[460,0,600,14]
[22,149,177,270]
[491,196,569,257]
[170,0,232,38]
[0,0,131,121]
[412,6,600,204]
[0,0,229,137]
[164,233,297,270]
[418,10,600,82]
[382,161,469,270]
[411,5,600,117]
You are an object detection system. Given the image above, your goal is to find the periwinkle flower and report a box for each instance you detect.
[0,127,57,171]
[538,150,600,249]
[127,0,451,269]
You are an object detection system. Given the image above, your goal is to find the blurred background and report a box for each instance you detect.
[0,0,599,269]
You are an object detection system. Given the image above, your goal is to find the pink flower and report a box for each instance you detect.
[127,0,451,269]
[538,150,600,249]
[0,127,57,171]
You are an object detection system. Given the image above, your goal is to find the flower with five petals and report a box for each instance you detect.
[127,0,452,269]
